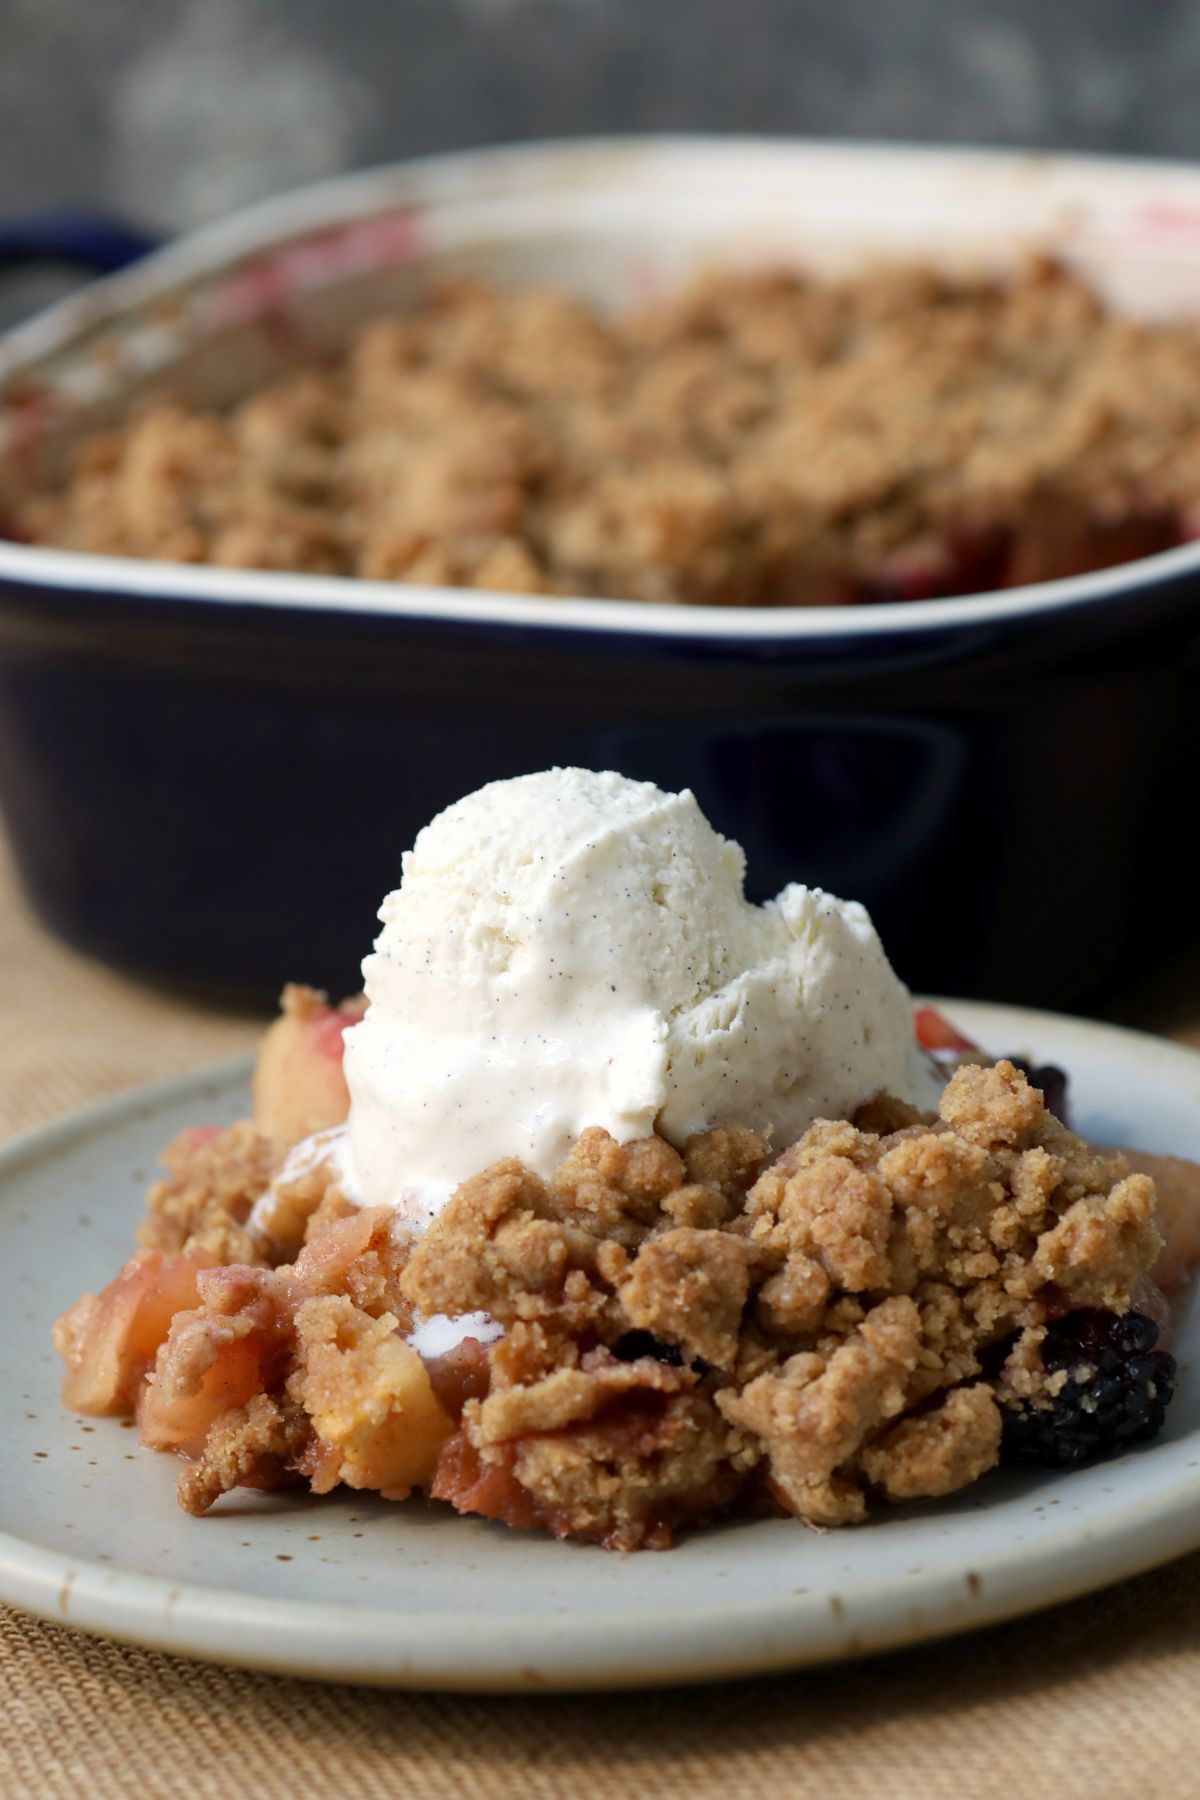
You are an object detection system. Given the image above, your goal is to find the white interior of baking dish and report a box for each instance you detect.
[4,136,1200,638]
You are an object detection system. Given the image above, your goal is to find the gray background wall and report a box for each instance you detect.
[4,0,1200,319]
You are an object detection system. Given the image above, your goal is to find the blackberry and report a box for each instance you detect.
[611,1330,714,1378]
[1001,1309,1176,1468]
[1007,1057,1070,1125]
[612,1331,684,1367]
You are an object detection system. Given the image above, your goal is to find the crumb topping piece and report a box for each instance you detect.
[139,1122,282,1265]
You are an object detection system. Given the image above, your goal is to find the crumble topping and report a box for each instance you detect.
[859,1385,1003,1504]
[57,1057,1177,1547]
[138,1121,282,1265]
[176,1391,310,1518]
[15,261,1200,605]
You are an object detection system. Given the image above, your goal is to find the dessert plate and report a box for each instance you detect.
[2,1000,1198,1691]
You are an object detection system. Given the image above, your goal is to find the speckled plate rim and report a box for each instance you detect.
[2,999,1200,1691]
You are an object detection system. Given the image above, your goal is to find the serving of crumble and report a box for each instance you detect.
[53,987,1192,1551]
[51,767,1200,1552]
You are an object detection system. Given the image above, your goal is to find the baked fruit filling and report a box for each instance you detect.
[54,987,1193,1550]
[12,260,1200,606]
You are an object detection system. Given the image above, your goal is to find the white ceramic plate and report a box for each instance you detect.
[2,1000,1198,1691]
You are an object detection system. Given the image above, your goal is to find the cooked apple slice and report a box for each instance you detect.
[1121,1148,1200,1294]
[293,1295,454,1496]
[138,1264,299,1458]
[252,983,366,1145]
[137,1325,269,1458]
[53,1247,215,1416]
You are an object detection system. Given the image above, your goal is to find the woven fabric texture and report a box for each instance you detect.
[2,830,1199,1799]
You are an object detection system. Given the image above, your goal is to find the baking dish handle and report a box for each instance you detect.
[0,211,159,276]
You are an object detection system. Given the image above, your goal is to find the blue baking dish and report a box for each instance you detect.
[1,140,1198,1005]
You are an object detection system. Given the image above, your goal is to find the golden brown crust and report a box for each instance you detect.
[507,1390,747,1552]
[721,1296,925,1526]
[858,1384,1003,1502]
[138,1123,282,1265]
[396,1061,1165,1535]
[177,1393,309,1517]
[18,263,1198,607]
[616,1228,764,1370]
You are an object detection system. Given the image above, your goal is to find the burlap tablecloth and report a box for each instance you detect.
[3,832,1199,1800]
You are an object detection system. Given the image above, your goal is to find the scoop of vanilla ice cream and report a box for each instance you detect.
[343,768,940,1221]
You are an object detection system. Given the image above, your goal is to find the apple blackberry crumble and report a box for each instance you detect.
[54,1000,1190,1548]
[14,260,1200,606]
[51,771,1199,1549]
